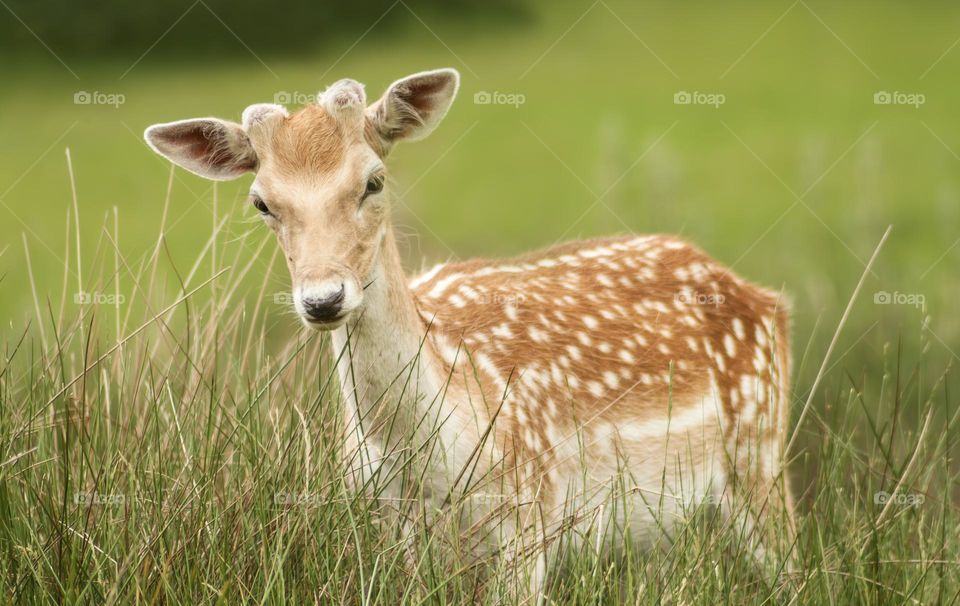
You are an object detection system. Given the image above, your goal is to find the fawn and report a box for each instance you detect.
[145,68,796,598]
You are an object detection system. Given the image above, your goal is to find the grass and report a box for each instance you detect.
[1,156,957,604]
[2,0,960,602]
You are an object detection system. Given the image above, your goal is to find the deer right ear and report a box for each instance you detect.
[144,118,258,181]
[366,68,459,152]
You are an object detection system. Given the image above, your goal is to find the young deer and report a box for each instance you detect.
[145,68,796,597]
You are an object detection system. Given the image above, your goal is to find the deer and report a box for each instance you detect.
[145,68,797,599]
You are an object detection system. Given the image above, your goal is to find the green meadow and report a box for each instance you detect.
[1,0,958,602]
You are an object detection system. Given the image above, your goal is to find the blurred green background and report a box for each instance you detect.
[2,0,958,400]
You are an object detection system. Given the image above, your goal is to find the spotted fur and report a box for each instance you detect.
[144,68,797,598]
[409,234,794,540]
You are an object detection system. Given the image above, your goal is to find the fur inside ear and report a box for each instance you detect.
[367,68,459,148]
[144,118,257,181]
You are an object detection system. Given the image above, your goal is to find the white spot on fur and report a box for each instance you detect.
[587,381,605,397]
[409,263,445,289]
[723,334,737,357]
[732,318,746,340]
[755,324,768,347]
[427,272,464,298]
[603,371,620,389]
[529,325,549,343]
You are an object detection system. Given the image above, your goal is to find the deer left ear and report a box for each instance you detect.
[367,68,459,149]
[144,118,258,181]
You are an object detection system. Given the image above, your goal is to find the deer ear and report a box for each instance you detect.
[144,118,257,181]
[367,68,459,149]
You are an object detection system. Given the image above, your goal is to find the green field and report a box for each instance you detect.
[1,0,959,602]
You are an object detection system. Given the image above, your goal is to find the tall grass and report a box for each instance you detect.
[0,160,957,605]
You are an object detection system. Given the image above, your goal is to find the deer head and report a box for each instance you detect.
[144,68,460,329]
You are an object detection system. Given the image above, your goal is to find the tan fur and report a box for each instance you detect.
[265,105,349,177]
[409,235,793,517]
[144,69,796,598]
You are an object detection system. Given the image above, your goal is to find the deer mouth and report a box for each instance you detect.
[301,315,349,331]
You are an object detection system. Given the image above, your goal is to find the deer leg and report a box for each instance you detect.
[722,432,798,580]
[493,499,555,605]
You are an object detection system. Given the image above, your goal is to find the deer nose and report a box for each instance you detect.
[302,285,345,322]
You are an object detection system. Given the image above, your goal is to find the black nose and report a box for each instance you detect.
[302,286,345,322]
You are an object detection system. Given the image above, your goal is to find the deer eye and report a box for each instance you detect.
[363,175,384,200]
[251,194,271,216]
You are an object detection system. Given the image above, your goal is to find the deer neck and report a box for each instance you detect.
[330,226,440,447]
